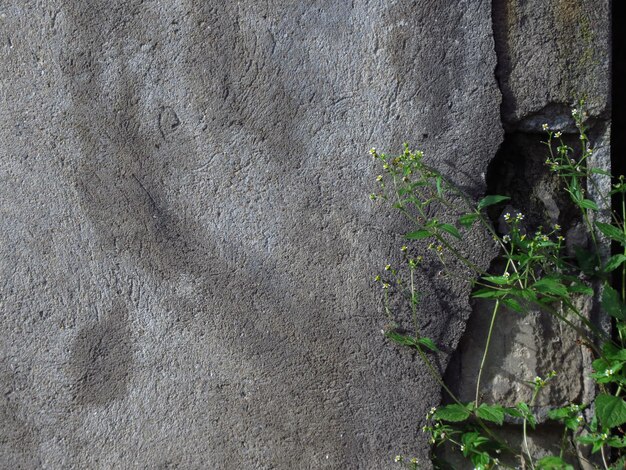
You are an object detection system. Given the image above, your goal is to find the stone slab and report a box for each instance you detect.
[0,1,501,467]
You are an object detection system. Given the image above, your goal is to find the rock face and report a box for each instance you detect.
[446,0,611,460]
[493,0,610,129]
[1,1,502,468]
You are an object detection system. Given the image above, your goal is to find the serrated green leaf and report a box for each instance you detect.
[548,407,573,420]
[515,288,538,302]
[515,402,537,428]
[470,451,490,468]
[433,404,471,422]
[595,394,626,429]
[536,456,574,470]
[435,176,443,197]
[604,343,626,362]
[472,288,508,299]
[482,275,512,286]
[577,434,597,445]
[406,229,432,240]
[564,417,582,431]
[607,437,626,448]
[384,331,440,353]
[602,285,626,320]
[417,337,439,352]
[596,222,626,244]
[590,414,599,432]
[532,278,569,298]
[574,246,598,276]
[477,195,510,211]
[503,297,524,313]
[592,357,611,373]
[605,255,626,272]
[503,407,524,418]
[568,282,594,295]
[475,404,504,425]
[578,199,599,211]
[438,223,461,239]
[384,331,417,348]
[459,213,480,228]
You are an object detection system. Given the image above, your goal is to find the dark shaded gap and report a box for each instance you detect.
[611,2,623,183]
[610,0,624,360]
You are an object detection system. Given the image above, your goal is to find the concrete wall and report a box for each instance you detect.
[0,0,609,468]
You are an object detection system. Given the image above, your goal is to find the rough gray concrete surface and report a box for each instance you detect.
[0,1,502,468]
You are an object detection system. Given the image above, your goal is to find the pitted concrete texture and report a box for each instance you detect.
[0,1,501,468]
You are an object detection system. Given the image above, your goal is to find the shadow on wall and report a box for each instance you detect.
[57,1,378,465]
[69,301,132,405]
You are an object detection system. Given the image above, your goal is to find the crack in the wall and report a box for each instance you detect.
[491,0,513,128]
[446,0,607,410]
[442,0,612,464]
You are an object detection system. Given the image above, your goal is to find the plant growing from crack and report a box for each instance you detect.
[371,101,626,469]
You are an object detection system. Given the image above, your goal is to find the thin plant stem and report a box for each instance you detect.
[522,388,540,470]
[601,445,609,470]
[559,426,568,459]
[475,299,500,407]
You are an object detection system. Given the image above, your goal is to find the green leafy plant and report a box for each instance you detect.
[371,101,626,469]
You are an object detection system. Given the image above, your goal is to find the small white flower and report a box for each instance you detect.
[554,131,562,138]
[394,455,402,463]
[542,123,549,131]
[502,235,511,243]
[503,272,510,278]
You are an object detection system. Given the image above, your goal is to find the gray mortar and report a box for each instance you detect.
[0,1,502,468]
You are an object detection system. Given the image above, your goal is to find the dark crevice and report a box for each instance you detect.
[610,0,624,351]
[444,0,611,408]
[612,2,624,182]
[491,0,515,126]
